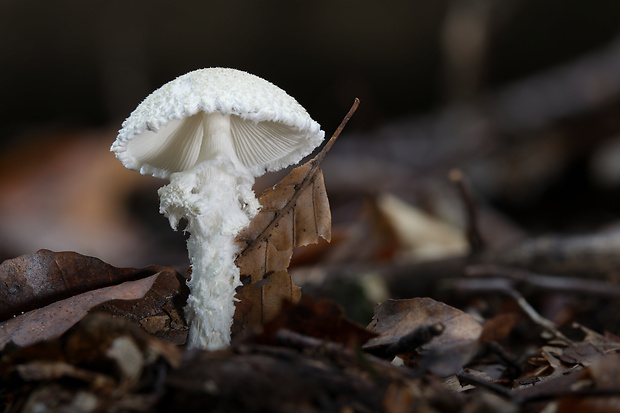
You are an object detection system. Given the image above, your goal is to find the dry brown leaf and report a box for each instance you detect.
[232,165,329,332]
[364,298,482,375]
[232,99,359,336]
[478,313,520,344]
[92,269,189,345]
[365,298,482,350]
[0,249,160,321]
[0,275,159,350]
[554,354,620,413]
[0,249,188,349]
[560,342,606,367]
[297,197,402,266]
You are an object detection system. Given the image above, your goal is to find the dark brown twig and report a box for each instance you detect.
[272,328,421,380]
[447,276,571,343]
[458,369,620,405]
[449,168,485,255]
[318,98,360,161]
[456,370,514,400]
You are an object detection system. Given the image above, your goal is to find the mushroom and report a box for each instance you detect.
[111,68,324,349]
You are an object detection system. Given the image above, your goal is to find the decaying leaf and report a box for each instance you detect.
[233,99,359,336]
[553,353,620,412]
[0,274,157,350]
[0,250,189,349]
[364,298,482,375]
[527,323,620,379]
[232,163,329,333]
[365,298,482,351]
[0,249,159,321]
[92,268,189,345]
[478,313,520,344]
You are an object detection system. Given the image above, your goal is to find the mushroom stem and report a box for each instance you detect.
[198,113,240,167]
[158,157,260,349]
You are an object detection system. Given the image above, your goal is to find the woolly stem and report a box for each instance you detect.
[158,157,259,349]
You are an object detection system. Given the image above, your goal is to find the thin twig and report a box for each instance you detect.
[449,168,485,255]
[456,370,514,400]
[447,277,571,343]
[317,98,360,163]
[458,369,620,405]
[273,328,421,380]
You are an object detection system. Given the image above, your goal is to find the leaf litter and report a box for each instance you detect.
[0,249,189,350]
[3,99,620,412]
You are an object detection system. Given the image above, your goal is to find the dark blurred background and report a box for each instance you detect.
[2,0,620,268]
[4,1,620,137]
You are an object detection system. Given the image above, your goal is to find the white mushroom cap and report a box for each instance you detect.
[111,68,325,179]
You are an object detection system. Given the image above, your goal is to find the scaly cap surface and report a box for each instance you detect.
[111,68,325,179]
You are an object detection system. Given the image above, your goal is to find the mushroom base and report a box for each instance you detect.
[158,157,260,349]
